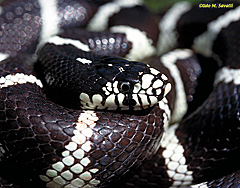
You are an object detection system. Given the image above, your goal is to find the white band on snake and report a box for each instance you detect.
[0,0,239,188]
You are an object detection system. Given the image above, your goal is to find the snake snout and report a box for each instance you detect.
[134,68,171,110]
[105,66,171,111]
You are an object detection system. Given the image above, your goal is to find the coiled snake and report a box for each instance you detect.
[0,0,239,187]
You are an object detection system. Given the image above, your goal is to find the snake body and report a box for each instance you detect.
[0,0,239,188]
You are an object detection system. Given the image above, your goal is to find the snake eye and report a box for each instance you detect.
[119,82,132,93]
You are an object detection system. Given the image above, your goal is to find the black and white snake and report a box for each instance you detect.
[0,0,239,187]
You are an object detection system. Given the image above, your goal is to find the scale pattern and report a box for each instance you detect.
[207,169,240,187]
[0,0,240,187]
[0,56,166,187]
[177,81,240,183]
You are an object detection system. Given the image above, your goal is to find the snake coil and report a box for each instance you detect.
[0,0,239,188]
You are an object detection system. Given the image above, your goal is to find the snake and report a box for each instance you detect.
[0,0,239,187]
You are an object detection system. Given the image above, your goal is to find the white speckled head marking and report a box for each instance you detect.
[40,111,101,188]
[141,74,154,89]
[164,82,171,98]
[76,58,92,64]
[79,66,171,111]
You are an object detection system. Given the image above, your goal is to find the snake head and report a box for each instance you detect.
[80,56,171,111]
[36,44,170,111]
